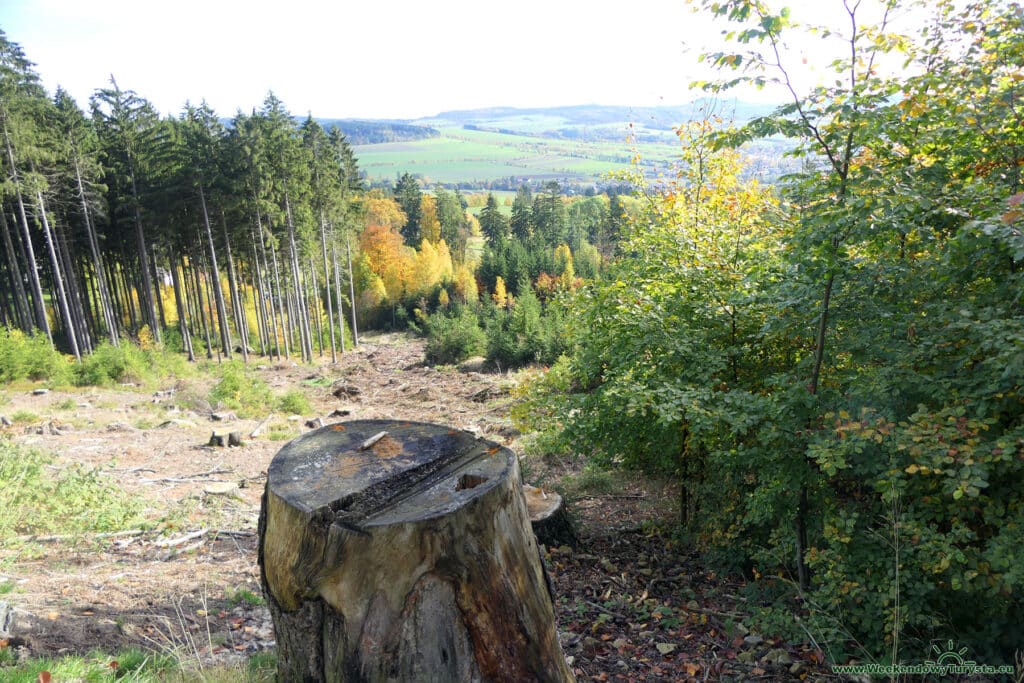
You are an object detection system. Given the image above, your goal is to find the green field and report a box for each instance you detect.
[353,127,682,186]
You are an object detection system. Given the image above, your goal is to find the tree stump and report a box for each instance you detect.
[258,419,575,683]
[524,485,578,549]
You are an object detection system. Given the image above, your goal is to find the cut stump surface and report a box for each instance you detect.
[258,419,574,682]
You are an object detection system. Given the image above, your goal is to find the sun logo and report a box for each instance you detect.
[924,640,977,668]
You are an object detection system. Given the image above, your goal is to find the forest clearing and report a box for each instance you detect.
[0,335,836,682]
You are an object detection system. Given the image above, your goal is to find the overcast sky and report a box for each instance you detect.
[1,0,917,121]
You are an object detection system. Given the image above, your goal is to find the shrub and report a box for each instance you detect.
[0,441,146,538]
[277,389,311,416]
[0,328,69,384]
[424,307,487,365]
[485,284,567,369]
[73,342,150,386]
[208,362,274,417]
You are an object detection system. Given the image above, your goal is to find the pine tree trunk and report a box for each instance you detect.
[54,215,92,354]
[268,230,290,360]
[307,255,324,357]
[319,214,336,362]
[128,168,160,341]
[189,250,213,359]
[35,192,80,360]
[74,160,119,346]
[346,234,359,347]
[284,194,313,363]
[199,187,232,359]
[3,123,52,340]
[255,215,281,360]
[331,241,346,353]
[259,420,574,683]
[169,254,195,362]
[221,212,248,362]
[0,204,32,332]
[249,230,270,358]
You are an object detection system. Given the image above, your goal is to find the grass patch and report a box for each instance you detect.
[560,463,617,498]
[208,362,273,418]
[276,390,311,416]
[267,420,298,441]
[0,579,15,594]
[9,410,38,424]
[52,397,77,410]
[0,441,148,543]
[0,647,276,682]
[226,587,265,607]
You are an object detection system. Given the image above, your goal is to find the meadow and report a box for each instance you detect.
[353,126,682,186]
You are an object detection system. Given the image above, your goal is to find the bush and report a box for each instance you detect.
[485,285,567,370]
[208,362,273,417]
[277,389,311,415]
[73,341,150,386]
[0,328,69,384]
[424,307,486,365]
[71,340,191,387]
[0,441,147,538]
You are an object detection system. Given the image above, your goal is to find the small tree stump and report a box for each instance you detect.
[525,485,578,548]
[258,419,574,683]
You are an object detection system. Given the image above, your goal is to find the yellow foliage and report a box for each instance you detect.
[438,288,450,308]
[410,239,453,297]
[453,265,478,303]
[361,190,407,229]
[492,276,508,308]
[137,325,156,350]
[420,195,442,244]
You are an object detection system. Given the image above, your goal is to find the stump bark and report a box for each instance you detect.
[524,485,578,549]
[258,419,574,683]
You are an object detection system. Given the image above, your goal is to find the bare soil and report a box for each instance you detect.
[0,333,833,681]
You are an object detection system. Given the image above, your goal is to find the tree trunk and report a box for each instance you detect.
[35,192,80,360]
[331,240,346,353]
[268,229,290,360]
[189,249,213,359]
[249,228,270,358]
[259,420,573,683]
[319,214,337,362]
[169,254,195,361]
[0,204,32,332]
[199,187,232,359]
[307,255,324,357]
[3,122,51,341]
[255,214,282,360]
[221,210,247,362]
[74,159,118,346]
[346,233,359,347]
[284,194,313,363]
[127,169,160,341]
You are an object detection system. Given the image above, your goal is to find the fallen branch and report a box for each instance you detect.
[249,414,274,438]
[140,477,230,484]
[581,599,628,621]
[14,529,146,543]
[154,528,208,548]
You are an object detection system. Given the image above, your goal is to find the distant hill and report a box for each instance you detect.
[410,101,779,142]
[314,119,439,145]
[342,101,794,190]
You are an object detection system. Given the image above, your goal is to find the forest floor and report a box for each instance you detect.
[0,333,838,681]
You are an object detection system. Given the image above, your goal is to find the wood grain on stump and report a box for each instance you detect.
[258,419,574,683]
